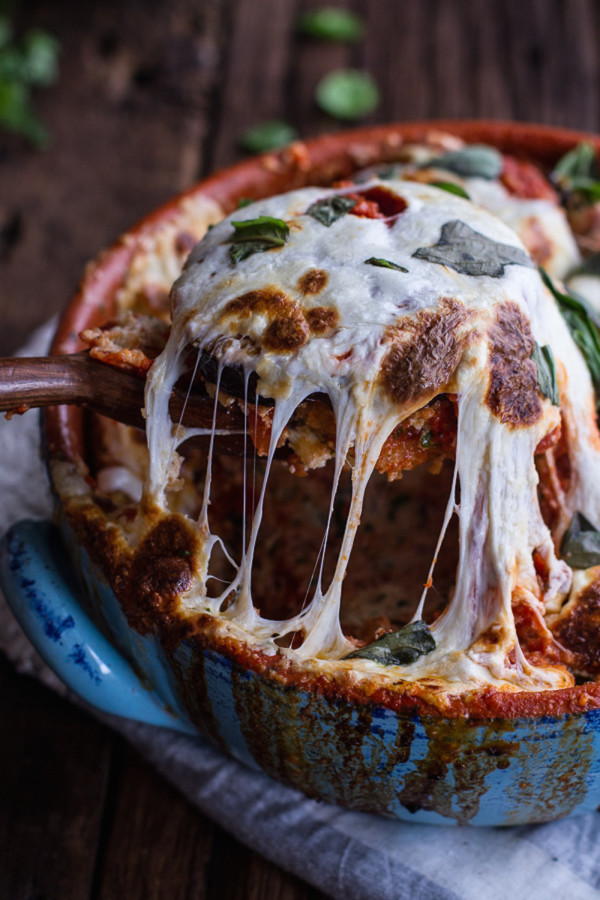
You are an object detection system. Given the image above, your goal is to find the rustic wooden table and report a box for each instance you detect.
[1,1,599,896]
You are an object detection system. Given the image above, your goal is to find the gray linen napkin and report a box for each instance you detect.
[1,321,600,900]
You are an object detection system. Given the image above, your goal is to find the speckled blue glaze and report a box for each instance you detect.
[0,519,194,733]
[3,518,600,826]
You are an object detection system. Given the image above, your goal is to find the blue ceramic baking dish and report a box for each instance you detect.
[3,122,600,826]
[3,516,600,826]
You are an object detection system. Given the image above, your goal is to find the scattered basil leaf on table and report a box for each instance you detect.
[413,220,534,277]
[239,120,298,154]
[229,216,290,263]
[531,342,559,406]
[306,195,356,226]
[431,181,471,200]
[540,267,600,406]
[425,145,503,180]
[365,257,408,273]
[296,7,364,42]
[0,16,59,146]
[561,512,600,568]
[315,69,379,120]
[345,620,436,666]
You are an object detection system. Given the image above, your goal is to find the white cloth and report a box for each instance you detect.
[1,321,600,900]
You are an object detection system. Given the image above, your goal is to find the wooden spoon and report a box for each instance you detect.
[0,351,247,445]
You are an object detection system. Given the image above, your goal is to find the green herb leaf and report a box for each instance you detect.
[553,142,598,182]
[297,7,364,42]
[413,220,534,278]
[0,16,59,147]
[365,257,408,273]
[552,143,600,203]
[420,430,434,448]
[425,145,503,180]
[561,512,600,568]
[345,620,436,666]
[306,194,356,226]
[236,197,254,209]
[567,177,600,203]
[531,342,559,406]
[229,216,290,263]
[431,181,471,200]
[540,267,600,406]
[315,69,379,120]
[239,120,298,154]
[0,80,47,145]
[22,30,59,86]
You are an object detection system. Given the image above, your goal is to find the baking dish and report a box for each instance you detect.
[3,120,600,826]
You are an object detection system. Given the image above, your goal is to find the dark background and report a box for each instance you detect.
[1,1,599,896]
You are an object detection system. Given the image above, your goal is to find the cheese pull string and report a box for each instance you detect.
[413,459,459,623]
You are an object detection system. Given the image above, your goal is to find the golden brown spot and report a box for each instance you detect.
[380,298,470,407]
[306,306,339,335]
[126,516,199,627]
[222,287,292,318]
[263,316,310,351]
[298,268,329,295]
[551,575,600,677]
[221,286,309,353]
[485,302,542,426]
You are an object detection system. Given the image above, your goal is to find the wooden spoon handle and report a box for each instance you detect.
[0,353,143,424]
[0,352,246,435]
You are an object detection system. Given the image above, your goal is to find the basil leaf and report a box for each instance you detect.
[553,142,598,182]
[345,620,436,666]
[531,342,559,406]
[413,220,534,278]
[420,430,434,448]
[567,176,600,203]
[540,267,600,406]
[425,145,503,180]
[315,69,379,120]
[306,195,356,226]
[0,16,59,147]
[236,197,254,208]
[239,120,298,154]
[0,81,47,145]
[22,30,60,86]
[431,181,471,200]
[229,216,290,263]
[365,257,408,273]
[552,143,600,203]
[561,512,600,568]
[297,8,364,42]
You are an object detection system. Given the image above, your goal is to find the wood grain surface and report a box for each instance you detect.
[1,0,600,897]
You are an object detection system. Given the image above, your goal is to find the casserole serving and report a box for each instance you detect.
[5,121,600,825]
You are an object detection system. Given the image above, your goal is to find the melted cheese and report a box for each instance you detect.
[358,148,581,279]
[143,178,600,692]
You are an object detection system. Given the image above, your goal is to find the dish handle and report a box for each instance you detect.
[0,519,195,734]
